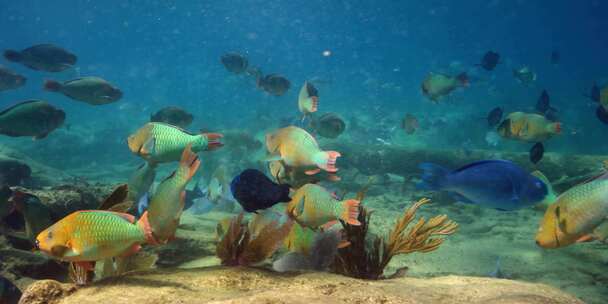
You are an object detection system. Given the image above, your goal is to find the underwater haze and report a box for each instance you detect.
[1,1,608,304]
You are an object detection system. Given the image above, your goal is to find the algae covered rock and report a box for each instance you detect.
[18,267,582,304]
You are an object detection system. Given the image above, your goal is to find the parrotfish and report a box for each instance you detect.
[127,162,156,207]
[0,65,26,92]
[497,112,561,163]
[266,126,341,175]
[417,160,554,211]
[0,100,65,140]
[127,122,223,164]
[298,81,319,120]
[421,72,468,102]
[141,145,200,243]
[230,169,291,213]
[150,106,194,129]
[478,51,500,71]
[220,52,248,74]
[286,183,360,228]
[35,210,154,269]
[44,77,123,105]
[4,44,77,72]
[11,191,53,243]
[536,172,608,249]
[513,66,537,85]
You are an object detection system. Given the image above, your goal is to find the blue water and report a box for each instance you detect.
[1,1,608,302]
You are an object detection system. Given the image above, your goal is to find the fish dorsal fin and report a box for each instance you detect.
[149,122,195,135]
[453,160,512,173]
[0,100,43,116]
[580,171,608,185]
[98,184,129,210]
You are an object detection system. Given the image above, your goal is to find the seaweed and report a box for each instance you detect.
[216,213,293,266]
[333,198,458,280]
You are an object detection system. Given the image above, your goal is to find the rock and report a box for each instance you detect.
[14,184,116,220]
[18,280,75,304]
[18,267,582,304]
[0,236,66,282]
[0,145,70,187]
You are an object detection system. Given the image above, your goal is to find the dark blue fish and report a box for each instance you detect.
[417,160,550,211]
[230,169,291,213]
[478,51,500,71]
[536,90,550,113]
[487,107,503,128]
[596,106,608,125]
[529,143,544,164]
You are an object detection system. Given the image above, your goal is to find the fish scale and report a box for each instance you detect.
[558,179,608,235]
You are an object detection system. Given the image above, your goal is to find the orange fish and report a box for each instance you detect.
[286,183,360,228]
[266,126,340,175]
[141,145,200,243]
[35,210,154,270]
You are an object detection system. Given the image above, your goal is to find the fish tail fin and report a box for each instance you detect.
[43,79,62,92]
[313,151,341,173]
[180,144,201,181]
[339,199,361,226]
[3,50,21,62]
[417,163,449,191]
[137,211,159,245]
[551,122,561,134]
[310,96,318,112]
[457,72,469,87]
[202,132,224,150]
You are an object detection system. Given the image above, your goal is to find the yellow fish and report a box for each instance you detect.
[536,173,608,249]
[266,126,340,175]
[497,112,561,143]
[421,72,468,102]
[141,145,200,243]
[286,184,360,228]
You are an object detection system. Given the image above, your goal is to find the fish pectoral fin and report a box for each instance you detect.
[33,133,49,140]
[75,261,95,272]
[575,234,594,243]
[140,137,156,156]
[591,221,608,242]
[50,244,71,257]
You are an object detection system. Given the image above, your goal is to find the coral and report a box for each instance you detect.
[333,198,458,280]
[17,279,76,304]
[216,213,293,266]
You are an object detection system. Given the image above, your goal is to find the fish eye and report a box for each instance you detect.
[34,239,40,250]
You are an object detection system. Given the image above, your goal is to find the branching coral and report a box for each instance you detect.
[216,213,293,266]
[333,198,458,280]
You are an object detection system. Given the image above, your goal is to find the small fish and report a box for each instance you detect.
[4,44,77,72]
[11,191,54,244]
[487,107,503,128]
[529,142,544,164]
[513,66,537,85]
[478,51,500,71]
[258,73,290,96]
[401,113,419,135]
[536,90,550,113]
[485,131,500,147]
[286,183,360,228]
[35,210,154,268]
[127,162,156,211]
[417,160,554,211]
[142,145,200,243]
[150,106,194,129]
[220,52,248,74]
[0,100,65,139]
[550,50,560,65]
[497,112,561,143]
[536,172,608,249]
[183,180,205,211]
[0,65,26,91]
[127,122,223,164]
[421,72,469,102]
[311,113,346,139]
[298,81,319,120]
[230,169,291,213]
[266,126,341,175]
[44,77,123,105]
[0,275,21,304]
[596,106,608,125]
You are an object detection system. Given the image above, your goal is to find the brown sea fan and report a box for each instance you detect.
[333,197,457,280]
[216,213,293,266]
